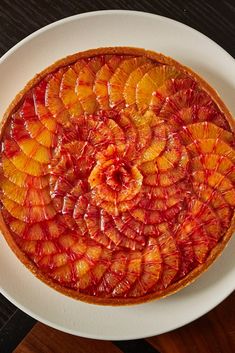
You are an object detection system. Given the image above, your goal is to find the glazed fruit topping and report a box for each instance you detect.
[1,53,234,299]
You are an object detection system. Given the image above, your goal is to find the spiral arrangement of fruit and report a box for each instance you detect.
[1,49,235,303]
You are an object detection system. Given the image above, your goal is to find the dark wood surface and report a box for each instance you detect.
[0,0,235,352]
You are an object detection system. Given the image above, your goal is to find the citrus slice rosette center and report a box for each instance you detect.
[89,145,143,216]
[0,48,234,305]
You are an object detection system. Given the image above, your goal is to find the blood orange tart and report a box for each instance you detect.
[0,47,234,305]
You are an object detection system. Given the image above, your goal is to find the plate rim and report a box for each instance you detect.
[0,9,234,340]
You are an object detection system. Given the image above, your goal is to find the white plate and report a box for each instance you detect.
[0,10,235,340]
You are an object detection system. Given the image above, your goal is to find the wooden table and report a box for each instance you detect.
[0,1,235,352]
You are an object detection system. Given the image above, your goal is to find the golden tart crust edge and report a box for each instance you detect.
[0,46,234,306]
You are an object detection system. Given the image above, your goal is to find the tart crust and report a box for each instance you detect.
[0,47,234,305]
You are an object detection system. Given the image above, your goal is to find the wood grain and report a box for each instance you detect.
[147,292,235,353]
[13,322,122,353]
[0,303,35,353]
[13,292,235,353]
[0,294,16,328]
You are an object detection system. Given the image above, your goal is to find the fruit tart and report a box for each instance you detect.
[0,47,234,305]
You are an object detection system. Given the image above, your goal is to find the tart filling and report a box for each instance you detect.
[0,48,234,305]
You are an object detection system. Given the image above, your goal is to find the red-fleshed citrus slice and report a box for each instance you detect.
[186,138,235,162]
[154,233,180,290]
[33,83,58,133]
[149,77,197,113]
[45,69,71,126]
[109,57,149,109]
[159,88,213,119]
[94,55,124,110]
[136,65,181,112]
[76,56,111,114]
[123,62,155,107]
[180,122,233,145]
[59,59,88,117]
[192,182,232,228]
[190,154,235,182]
[128,238,162,297]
